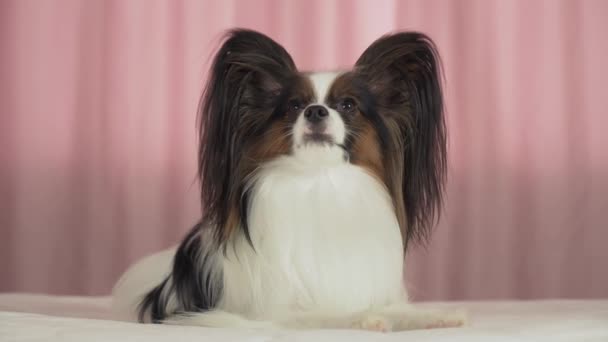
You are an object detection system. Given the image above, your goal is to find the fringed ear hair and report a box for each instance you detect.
[355,32,447,250]
[198,29,297,245]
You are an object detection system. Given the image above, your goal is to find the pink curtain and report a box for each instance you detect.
[1,0,607,300]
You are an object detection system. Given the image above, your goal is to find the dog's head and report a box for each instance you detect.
[198,29,446,250]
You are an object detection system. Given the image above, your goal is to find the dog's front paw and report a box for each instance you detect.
[392,310,467,331]
[350,314,392,333]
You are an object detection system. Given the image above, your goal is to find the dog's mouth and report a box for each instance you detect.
[303,133,334,145]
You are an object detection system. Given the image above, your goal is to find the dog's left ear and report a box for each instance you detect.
[355,32,447,250]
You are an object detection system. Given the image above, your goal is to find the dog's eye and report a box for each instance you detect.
[288,100,302,112]
[338,98,356,114]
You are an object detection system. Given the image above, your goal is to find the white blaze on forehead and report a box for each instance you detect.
[309,71,340,104]
[291,71,346,163]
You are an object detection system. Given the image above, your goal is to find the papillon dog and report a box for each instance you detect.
[112,29,465,332]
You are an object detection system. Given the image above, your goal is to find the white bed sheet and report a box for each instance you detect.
[1,294,607,341]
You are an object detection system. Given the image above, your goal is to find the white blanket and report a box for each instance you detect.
[1,294,607,341]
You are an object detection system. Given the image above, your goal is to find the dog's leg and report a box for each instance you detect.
[278,311,387,331]
[285,304,466,332]
[379,303,467,331]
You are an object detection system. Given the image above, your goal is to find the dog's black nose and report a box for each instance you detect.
[304,105,329,123]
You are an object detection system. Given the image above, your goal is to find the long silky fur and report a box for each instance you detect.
[138,223,223,323]
[197,29,297,245]
[354,32,447,249]
[137,29,297,323]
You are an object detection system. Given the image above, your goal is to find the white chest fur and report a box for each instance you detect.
[219,151,405,319]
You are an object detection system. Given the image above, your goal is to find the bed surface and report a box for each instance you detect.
[1,293,607,341]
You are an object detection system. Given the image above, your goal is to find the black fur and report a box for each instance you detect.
[197,29,297,244]
[138,222,223,323]
[355,32,447,248]
[138,277,170,323]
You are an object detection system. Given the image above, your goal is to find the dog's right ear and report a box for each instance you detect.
[207,29,297,109]
[198,29,296,244]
